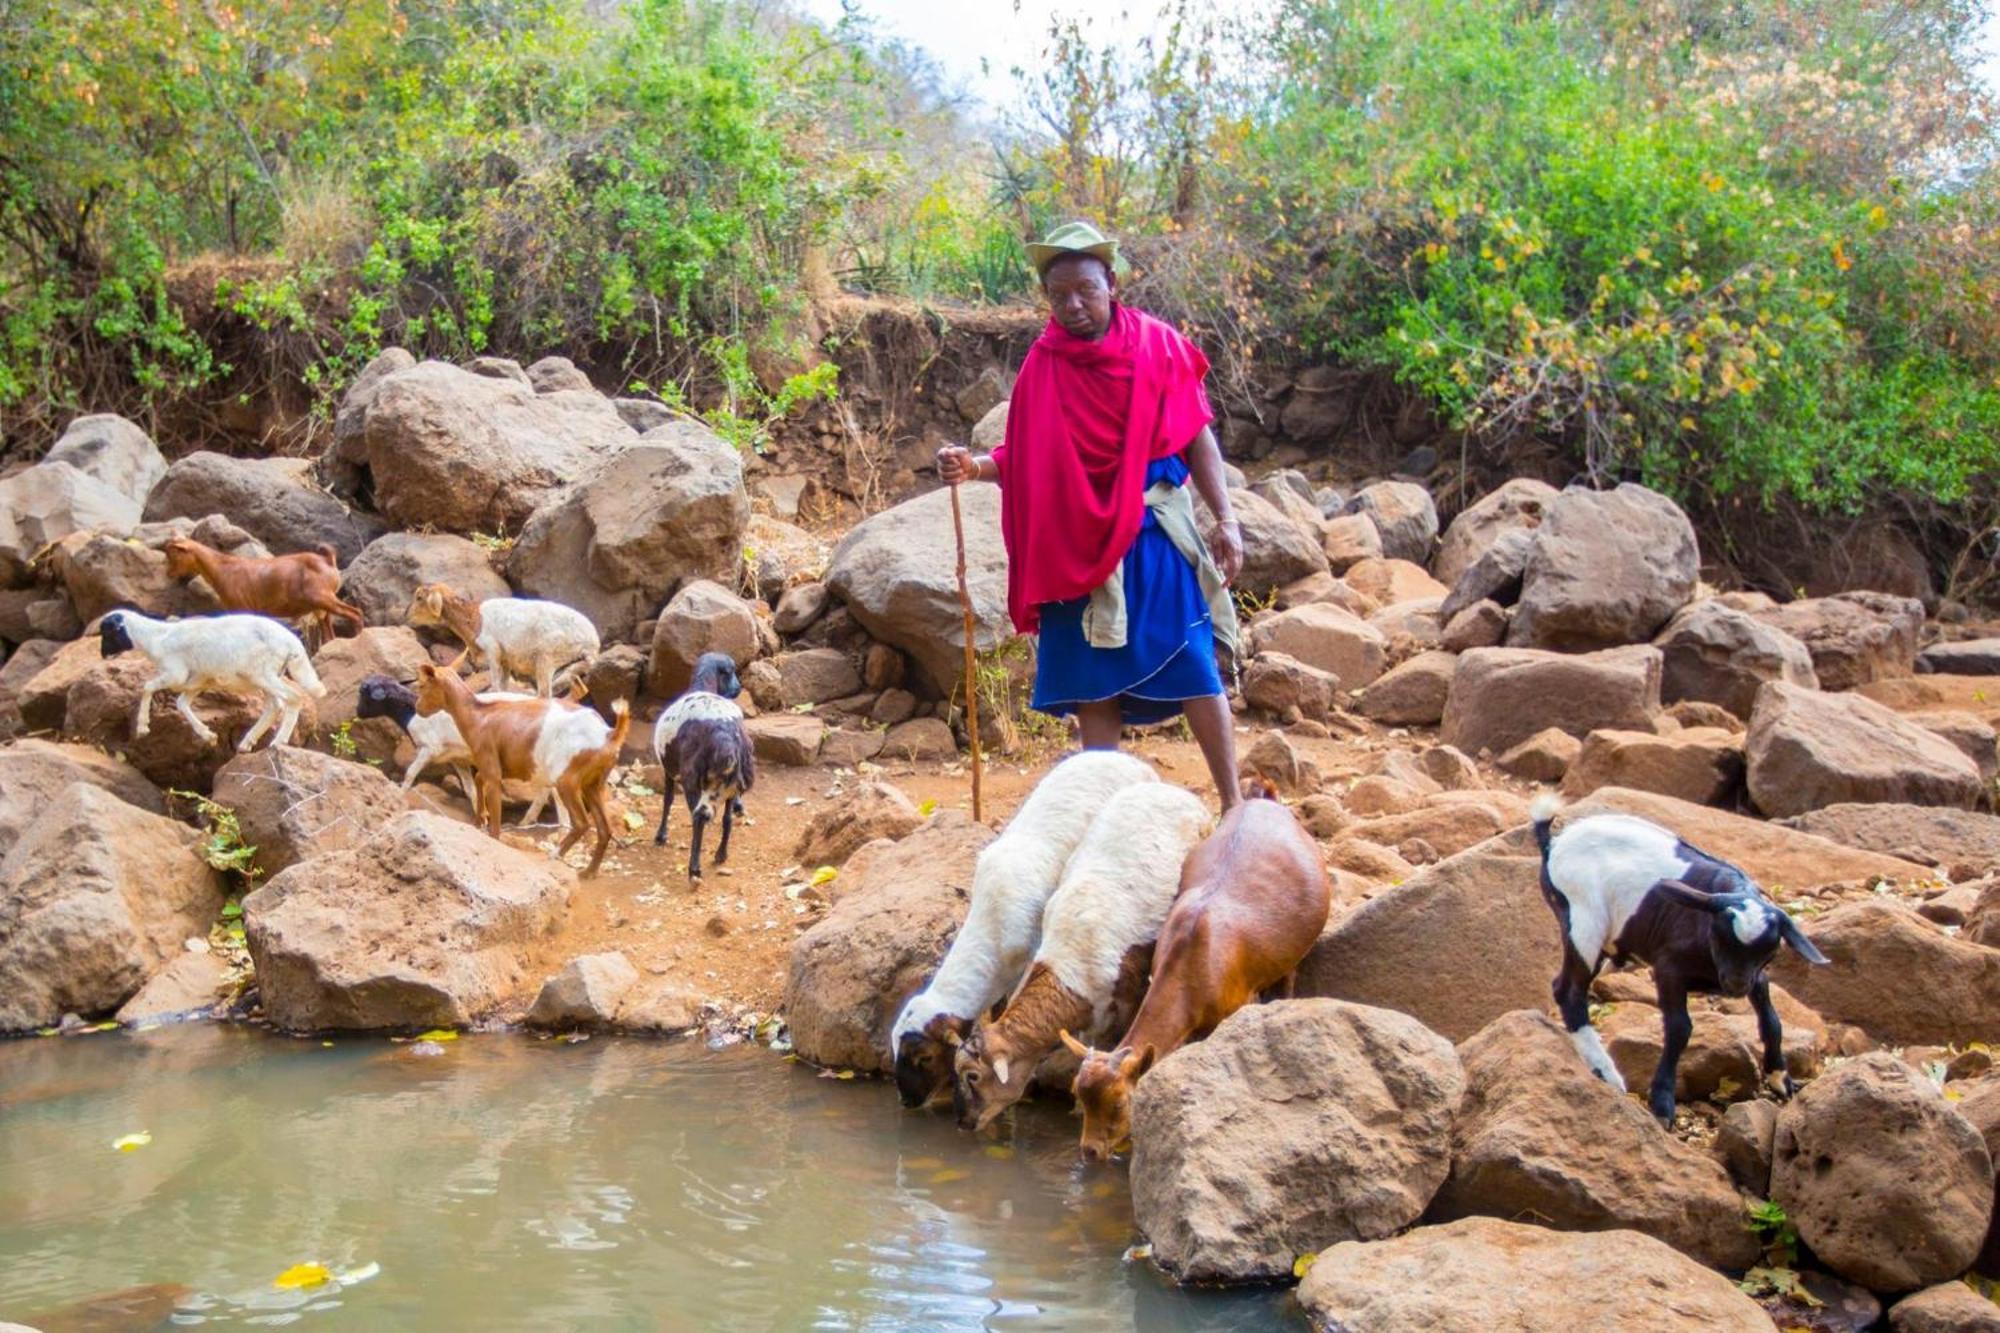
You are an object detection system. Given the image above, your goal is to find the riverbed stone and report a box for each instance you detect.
[1752,591,1925,692]
[0,784,225,1032]
[526,952,639,1029]
[782,812,992,1072]
[1130,999,1465,1284]
[1778,804,2000,882]
[211,745,407,877]
[1507,483,1699,652]
[1561,726,1744,806]
[143,452,380,563]
[649,579,759,698]
[1441,645,1661,757]
[1433,478,1562,589]
[0,737,164,857]
[340,532,512,628]
[43,413,168,506]
[1746,680,1984,818]
[1890,1283,2000,1332]
[244,811,573,1031]
[793,782,923,866]
[0,460,144,588]
[1297,1216,1771,1332]
[1349,481,1438,565]
[1767,900,2000,1047]
[115,949,230,1024]
[1656,598,1819,718]
[1248,602,1389,689]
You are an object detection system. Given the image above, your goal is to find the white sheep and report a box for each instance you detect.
[951,781,1212,1130]
[355,675,568,829]
[889,749,1159,1108]
[98,609,325,751]
[406,583,600,697]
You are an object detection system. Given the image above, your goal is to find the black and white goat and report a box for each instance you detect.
[652,652,753,880]
[1533,795,1829,1124]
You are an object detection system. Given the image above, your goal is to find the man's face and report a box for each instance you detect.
[1043,254,1114,340]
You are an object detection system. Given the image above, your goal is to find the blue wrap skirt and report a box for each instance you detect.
[1030,455,1225,726]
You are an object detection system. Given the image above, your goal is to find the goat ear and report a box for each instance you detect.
[1653,879,1726,914]
[1125,1044,1157,1079]
[940,1026,964,1049]
[1778,912,1830,965]
[991,1055,1011,1085]
[1058,1029,1089,1059]
[985,995,1008,1023]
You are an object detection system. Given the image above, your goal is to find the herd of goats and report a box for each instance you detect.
[87,532,1834,1156]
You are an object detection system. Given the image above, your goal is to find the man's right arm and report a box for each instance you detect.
[935,446,997,485]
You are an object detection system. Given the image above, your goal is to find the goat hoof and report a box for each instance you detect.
[1765,1069,1798,1100]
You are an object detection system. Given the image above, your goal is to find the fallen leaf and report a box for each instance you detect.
[416,1029,458,1043]
[809,866,838,888]
[273,1262,332,1290]
[982,1144,1014,1160]
[929,1168,970,1184]
[917,798,937,817]
[112,1131,152,1152]
[1293,1252,1318,1278]
[622,810,645,832]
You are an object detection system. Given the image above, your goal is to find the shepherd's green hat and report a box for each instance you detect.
[1026,220,1121,278]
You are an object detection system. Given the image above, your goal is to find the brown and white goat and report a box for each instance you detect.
[406,582,599,697]
[1061,781,1331,1159]
[163,537,363,651]
[412,661,629,877]
[950,783,1211,1132]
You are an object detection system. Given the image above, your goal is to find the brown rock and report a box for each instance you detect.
[0,738,164,855]
[1297,1216,1770,1332]
[1889,1283,2000,1332]
[14,636,105,731]
[1715,1098,1779,1194]
[1746,680,1983,818]
[46,515,265,623]
[1298,828,1557,1041]
[1349,798,1513,860]
[1207,488,1331,594]
[1441,645,1661,757]
[761,648,860,709]
[744,714,824,766]
[1910,710,2000,787]
[1495,727,1581,781]
[1241,730,1321,796]
[211,745,407,878]
[1242,651,1341,721]
[62,655,287,791]
[340,532,511,629]
[614,977,710,1033]
[869,688,917,727]
[818,727,886,768]
[1356,651,1455,726]
[1325,834,1417,883]
[525,952,639,1029]
[0,784,225,1032]
[1298,793,1352,840]
[310,625,432,731]
[1440,599,1509,653]
[1920,640,2000,676]
[781,813,993,1072]
[115,948,229,1024]
[793,782,922,866]
[1753,591,1925,692]
[1276,571,1381,617]
[1772,1053,1993,1292]
[648,580,758,697]
[525,355,593,394]
[1130,999,1465,1283]
[1561,726,1743,806]
[862,642,905,691]
[1349,481,1438,565]
[880,716,956,763]
[1953,1073,2000,1276]
[143,452,380,562]
[1655,598,1820,719]
[1434,1010,1762,1270]
[1437,527,1537,625]
[1344,557,1448,608]
[1597,987,1822,1104]
[1434,479,1562,588]
[1321,512,1382,573]
[1778,804,2000,881]
[42,412,167,505]
[0,461,145,588]
[1767,900,2000,1047]
[1666,698,1745,732]
[1249,602,1389,689]
[243,812,573,1031]
[1508,484,1699,652]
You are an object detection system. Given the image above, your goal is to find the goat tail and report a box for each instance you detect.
[1240,774,1280,802]
[606,698,632,754]
[1530,791,1561,858]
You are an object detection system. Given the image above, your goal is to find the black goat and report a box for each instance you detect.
[1533,796,1829,1123]
[651,652,753,880]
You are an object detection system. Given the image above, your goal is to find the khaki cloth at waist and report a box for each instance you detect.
[1079,481,1240,674]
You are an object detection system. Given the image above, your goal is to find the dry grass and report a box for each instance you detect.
[278,167,370,268]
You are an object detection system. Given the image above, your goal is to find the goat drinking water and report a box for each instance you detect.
[1534,795,1829,1123]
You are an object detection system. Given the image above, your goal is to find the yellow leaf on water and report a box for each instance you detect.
[929,1168,970,1184]
[902,1157,945,1170]
[982,1145,1014,1160]
[809,865,838,888]
[273,1262,332,1290]
[416,1029,458,1043]
[112,1131,152,1152]
[1293,1252,1318,1278]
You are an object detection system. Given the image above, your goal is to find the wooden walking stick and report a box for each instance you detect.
[950,478,984,823]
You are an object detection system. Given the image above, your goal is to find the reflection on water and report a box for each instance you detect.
[0,1026,1301,1332]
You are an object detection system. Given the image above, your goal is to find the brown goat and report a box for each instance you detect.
[163,537,363,651]
[412,661,630,877]
[1061,782,1331,1159]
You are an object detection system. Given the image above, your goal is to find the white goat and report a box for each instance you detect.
[99,610,324,751]
[406,583,600,697]
[951,782,1211,1131]
[354,675,568,829]
[890,749,1159,1108]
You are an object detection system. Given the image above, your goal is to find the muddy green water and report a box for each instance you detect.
[0,1026,1301,1332]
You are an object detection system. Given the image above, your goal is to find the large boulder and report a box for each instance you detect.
[339,358,635,533]
[781,813,992,1072]
[0,738,165,856]
[325,346,415,484]
[42,413,167,506]
[525,951,639,1030]
[1441,645,1661,757]
[1920,640,2000,676]
[792,782,924,867]
[1957,1074,2000,1276]
[1297,827,1555,1041]
[1297,1217,1771,1332]
[1597,988,1822,1105]
[61,654,285,791]
[0,784,225,1032]
[506,424,749,641]
[1433,1010,1762,1270]
[1655,599,1819,718]
[1241,651,1341,722]
[649,579,758,698]
[745,713,825,766]
[1746,680,1984,818]
[1207,488,1330,593]
[1343,557,1447,608]
[1507,484,1698,652]
[1752,591,1925,692]
[1561,726,1744,806]
[1778,804,2000,882]
[0,461,144,588]
[14,636,105,730]
[211,746,407,877]
[1436,526,1536,624]
[1434,478,1561,589]
[243,811,573,1031]
[1248,602,1389,689]
[339,532,511,628]
[1771,1054,1993,1292]
[1355,650,1455,726]
[143,453,380,562]
[825,486,1015,696]
[1767,900,2000,1047]
[1349,481,1438,565]
[45,515,267,623]
[1890,1283,2000,1332]
[1130,999,1465,1283]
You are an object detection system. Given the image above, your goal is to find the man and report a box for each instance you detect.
[937,221,1246,807]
